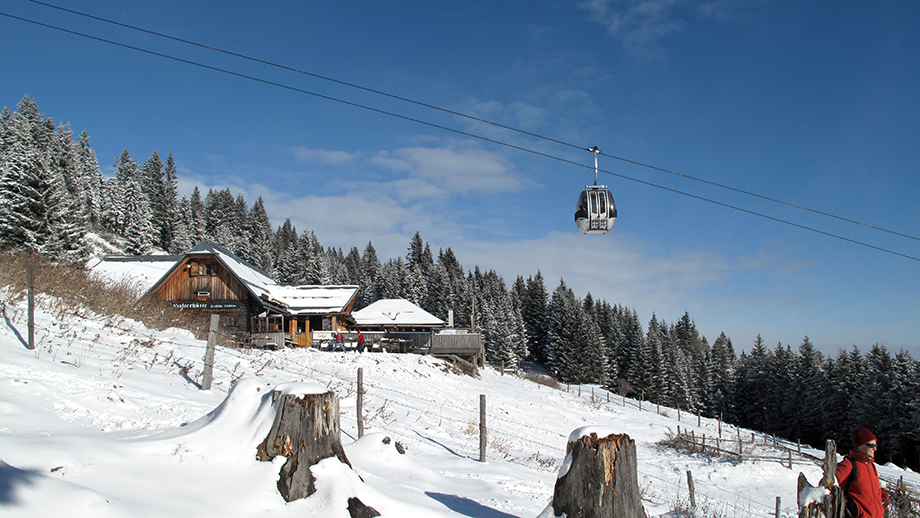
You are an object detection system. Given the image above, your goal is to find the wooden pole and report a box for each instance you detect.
[357,367,364,438]
[27,262,34,350]
[479,394,486,462]
[697,409,701,427]
[775,496,781,518]
[201,313,218,390]
[687,470,696,509]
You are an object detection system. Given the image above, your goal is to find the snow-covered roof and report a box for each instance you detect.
[100,240,358,315]
[87,255,182,293]
[187,242,357,314]
[352,299,444,327]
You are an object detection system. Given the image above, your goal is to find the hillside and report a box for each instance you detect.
[1,286,916,517]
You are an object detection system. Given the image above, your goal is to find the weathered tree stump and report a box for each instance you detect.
[256,388,378,518]
[552,430,644,518]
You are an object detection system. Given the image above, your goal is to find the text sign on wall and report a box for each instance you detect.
[172,302,241,310]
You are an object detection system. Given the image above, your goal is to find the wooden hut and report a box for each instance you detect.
[139,240,358,347]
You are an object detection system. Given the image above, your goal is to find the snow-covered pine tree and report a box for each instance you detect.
[76,130,104,230]
[232,194,249,257]
[170,195,194,253]
[297,231,328,284]
[0,99,83,258]
[424,258,451,321]
[244,197,276,274]
[629,314,665,403]
[189,186,204,244]
[204,188,238,249]
[160,153,178,251]
[477,270,525,368]
[378,257,414,300]
[361,241,381,306]
[343,247,363,285]
[438,247,469,328]
[120,166,155,254]
[141,151,166,248]
[522,271,549,364]
[545,280,583,383]
[731,335,771,431]
[707,332,736,419]
[325,247,348,284]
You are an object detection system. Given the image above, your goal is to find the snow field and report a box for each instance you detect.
[2,289,917,517]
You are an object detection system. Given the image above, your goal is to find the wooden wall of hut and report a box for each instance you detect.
[155,257,247,303]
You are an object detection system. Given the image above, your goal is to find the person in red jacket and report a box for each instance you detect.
[836,427,887,518]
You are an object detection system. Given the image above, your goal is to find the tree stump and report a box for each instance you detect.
[255,389,362,506]
[552,431,644,518]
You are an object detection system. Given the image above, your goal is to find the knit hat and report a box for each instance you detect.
[852,427,877,447]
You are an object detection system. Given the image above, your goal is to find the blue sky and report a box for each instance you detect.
[2,0,918,356]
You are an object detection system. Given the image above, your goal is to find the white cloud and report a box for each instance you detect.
[580,0,686,51]
[439,231,779,319]
[578,0,758,52]
[455,98,548,131]
[292,147,356,166]
[371,146,524,195]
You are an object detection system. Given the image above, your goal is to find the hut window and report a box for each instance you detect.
[199,263,213,276]
[227,317,239,327]
[296,317,306,334]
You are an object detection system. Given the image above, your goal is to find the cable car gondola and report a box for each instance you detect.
[575,146,617,235]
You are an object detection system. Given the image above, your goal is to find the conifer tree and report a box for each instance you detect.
[244,197,275,274]
[170,195,194,253]
[189,186,204,244]
[76,130,103,229]
[522,271,549,364]
[361,241,381,305]
[160,153,178,251]
[141,151,166,248]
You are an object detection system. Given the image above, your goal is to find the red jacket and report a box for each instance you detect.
[836,450,884,518]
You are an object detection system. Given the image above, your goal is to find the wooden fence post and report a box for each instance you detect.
[775,496,781,518]
[201,313,218,390]
[357,367,364,438]
[479,394,486,462]
[687,470,696,510]
[27,262,34,351]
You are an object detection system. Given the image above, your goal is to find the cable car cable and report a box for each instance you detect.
[1,10,918,263]
[25,0,920,245]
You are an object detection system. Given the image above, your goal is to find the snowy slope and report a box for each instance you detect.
[1,288,916,517]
